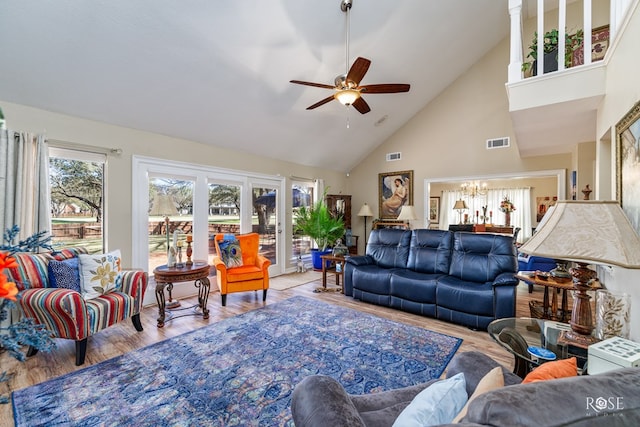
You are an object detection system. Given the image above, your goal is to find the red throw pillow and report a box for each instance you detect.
[522,357,578,384]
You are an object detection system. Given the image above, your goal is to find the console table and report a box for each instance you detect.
[448,224,514,235]
[154,261,211,327]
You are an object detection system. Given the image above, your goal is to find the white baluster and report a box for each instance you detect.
[508,0,524,82]
[558,0,567,71]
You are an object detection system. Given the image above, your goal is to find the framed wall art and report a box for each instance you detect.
[379,170,413,219]
[429,196,440,223]
[571,25,610,67]
[616,100,640,234]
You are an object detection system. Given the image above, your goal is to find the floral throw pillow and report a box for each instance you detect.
[218,238,243,268]
[78,250,122,300]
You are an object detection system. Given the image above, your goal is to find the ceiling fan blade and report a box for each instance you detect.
[359,83,411,94]
[306,95,336,110]
[346,57,371,86]
[290,80,336,90]
[352,97,371,114]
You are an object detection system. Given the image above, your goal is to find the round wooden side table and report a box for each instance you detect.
[153,261,211,327]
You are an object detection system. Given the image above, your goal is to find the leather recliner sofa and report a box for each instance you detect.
[344,229,518,330]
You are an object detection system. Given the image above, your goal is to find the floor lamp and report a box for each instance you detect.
[357,203,374,248]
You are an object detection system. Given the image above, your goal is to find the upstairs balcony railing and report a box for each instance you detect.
[508,0,634,84]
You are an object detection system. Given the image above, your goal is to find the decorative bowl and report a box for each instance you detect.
[536,271,550,280]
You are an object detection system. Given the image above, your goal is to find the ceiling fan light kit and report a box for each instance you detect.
[335,89,360,106]
[290,0,410,115]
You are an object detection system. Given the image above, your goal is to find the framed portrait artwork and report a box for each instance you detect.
[429,197,440,223]
[378,170,414,219]
[616,100,640,234]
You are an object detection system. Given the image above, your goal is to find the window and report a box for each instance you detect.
[148,176,194,274]
[291,181,314,258]
[48,148,106,253]
[208,182,241,259]
[132,156,285,304]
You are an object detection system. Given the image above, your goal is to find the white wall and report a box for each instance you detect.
[595,1,640,342]
[1,101,348,268]
[346,35,572,253]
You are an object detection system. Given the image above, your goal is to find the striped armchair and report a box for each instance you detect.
[5,248,146,365]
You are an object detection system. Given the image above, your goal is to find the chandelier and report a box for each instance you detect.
[461,181,488,198]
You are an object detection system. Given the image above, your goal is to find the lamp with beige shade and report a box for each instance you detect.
[518,200,640,347]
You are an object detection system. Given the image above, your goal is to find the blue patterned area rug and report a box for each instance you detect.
[12,296,462,426]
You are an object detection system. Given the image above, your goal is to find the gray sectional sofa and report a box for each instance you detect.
[291,351,640,426]
[344,228,518,329]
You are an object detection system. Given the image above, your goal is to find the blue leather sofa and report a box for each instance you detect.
[344,229,518,330]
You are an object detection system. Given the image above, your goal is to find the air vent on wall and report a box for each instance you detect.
[486,137,510,149]
[386,152,401,161]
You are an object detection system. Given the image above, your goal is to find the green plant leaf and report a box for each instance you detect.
[293,190,345,251]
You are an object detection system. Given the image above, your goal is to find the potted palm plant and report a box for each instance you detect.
[294,194,345,270]
[523,28,583,76]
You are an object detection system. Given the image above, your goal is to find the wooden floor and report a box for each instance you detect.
[1,278,564,423]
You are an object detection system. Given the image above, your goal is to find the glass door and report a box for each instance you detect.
[147,176,194,274]
[251,181,281,275]
[207,181,241,261]
[292,182,314,259]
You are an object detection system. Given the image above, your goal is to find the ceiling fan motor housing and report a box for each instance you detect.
[334,74,357,90]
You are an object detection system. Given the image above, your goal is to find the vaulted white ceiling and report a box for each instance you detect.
[0,0,509,172]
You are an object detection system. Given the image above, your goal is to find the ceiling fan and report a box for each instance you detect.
[290,0,410,115]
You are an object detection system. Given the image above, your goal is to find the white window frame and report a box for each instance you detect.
[48,146,108,252]
[132,155,286,278]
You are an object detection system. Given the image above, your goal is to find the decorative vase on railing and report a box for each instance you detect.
[504,212,511,227]
[595,290,631,340]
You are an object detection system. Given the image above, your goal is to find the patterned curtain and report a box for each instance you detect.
[0,130,51,238]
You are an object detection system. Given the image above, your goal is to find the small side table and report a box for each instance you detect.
[319,254,346,293]
[154,261,211,327]
[516,272,573,322]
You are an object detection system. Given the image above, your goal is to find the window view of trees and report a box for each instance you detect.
[147,179,277,273]
[49,156,104,253]
[148,178,195,273]
[292,183,313,257]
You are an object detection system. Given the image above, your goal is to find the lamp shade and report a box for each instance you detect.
[519,200,640,268]
[397,205,418,221]
[453,200,468,210]
[357,203,373,217]
[149,194,179,217]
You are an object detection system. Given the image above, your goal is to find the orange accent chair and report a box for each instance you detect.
[213,233,271,306]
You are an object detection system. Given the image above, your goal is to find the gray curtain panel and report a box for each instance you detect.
[0,129,51,238]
